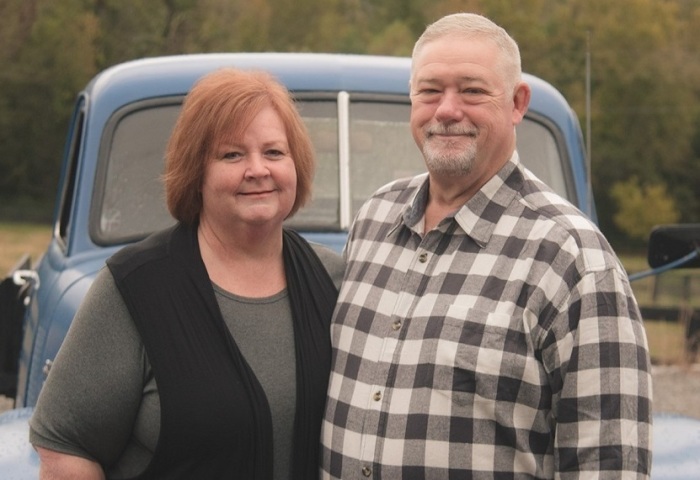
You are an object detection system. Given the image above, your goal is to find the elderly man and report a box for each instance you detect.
[321,12,652,479]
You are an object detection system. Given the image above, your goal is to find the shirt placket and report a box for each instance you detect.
[358,233,438,477]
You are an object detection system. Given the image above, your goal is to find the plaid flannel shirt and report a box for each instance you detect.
[321,154,652,479]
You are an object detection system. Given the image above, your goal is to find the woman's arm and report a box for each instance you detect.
[36,447,105,480]
[30,268,153,474]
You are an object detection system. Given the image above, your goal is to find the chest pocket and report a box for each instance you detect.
[433,305,531,406]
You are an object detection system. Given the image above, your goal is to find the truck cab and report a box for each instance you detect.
[1,52,601,477]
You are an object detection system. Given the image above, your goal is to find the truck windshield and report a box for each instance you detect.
[95,94,570,244]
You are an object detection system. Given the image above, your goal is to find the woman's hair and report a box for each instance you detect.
[164,68,315,225]
[411,13,522,92]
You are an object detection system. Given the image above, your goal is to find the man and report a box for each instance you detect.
[321,12,652,479]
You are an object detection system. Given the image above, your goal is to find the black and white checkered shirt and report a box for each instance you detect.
[321,154,652,479]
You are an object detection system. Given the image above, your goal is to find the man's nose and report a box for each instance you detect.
[434,90,465,122]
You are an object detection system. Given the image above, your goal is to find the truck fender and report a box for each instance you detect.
[0,407,40,479]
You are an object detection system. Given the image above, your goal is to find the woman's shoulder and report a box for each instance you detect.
[309,242,345,289]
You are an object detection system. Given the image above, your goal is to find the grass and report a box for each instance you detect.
[623,255,700,308]
[644,320,693,366]
[0,222,52,275]
[0,222,697,365]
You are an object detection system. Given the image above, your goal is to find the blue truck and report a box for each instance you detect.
[0,52,698,478]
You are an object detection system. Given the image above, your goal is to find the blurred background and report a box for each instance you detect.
[0,0,698,370]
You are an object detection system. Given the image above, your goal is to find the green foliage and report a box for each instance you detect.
[0,0,98,207]
[366,21,415,56]
[610,177,680,241]
[0,0,698,237]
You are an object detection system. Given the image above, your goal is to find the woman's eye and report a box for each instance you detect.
[221,151,242,161]
[266,149,285,158]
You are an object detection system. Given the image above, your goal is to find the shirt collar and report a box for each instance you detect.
[389,153,524,247]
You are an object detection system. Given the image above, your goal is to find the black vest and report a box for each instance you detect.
[107,223,337,479]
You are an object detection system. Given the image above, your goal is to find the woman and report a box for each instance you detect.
[29,68,344,479]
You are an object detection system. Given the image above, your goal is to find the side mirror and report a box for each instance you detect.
[648,224,700,269]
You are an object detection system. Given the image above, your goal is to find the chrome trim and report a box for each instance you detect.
[337,91,351,229]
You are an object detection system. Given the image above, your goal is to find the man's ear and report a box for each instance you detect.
[512,82,531,124]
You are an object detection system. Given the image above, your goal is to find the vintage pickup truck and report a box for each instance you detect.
[0,52,698,478]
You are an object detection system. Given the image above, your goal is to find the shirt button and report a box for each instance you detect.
[373,391,382,401]
[419,252,428,263]
[362,466,372,477]
[392,320,402,330]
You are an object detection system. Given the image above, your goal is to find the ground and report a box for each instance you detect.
[650,363,700,419]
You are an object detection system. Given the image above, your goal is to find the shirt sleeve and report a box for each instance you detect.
[545,266,653,476]
[29,267,150,467]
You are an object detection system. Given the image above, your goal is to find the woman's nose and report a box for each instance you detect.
[245,153,270,177]
[244,154,270,178]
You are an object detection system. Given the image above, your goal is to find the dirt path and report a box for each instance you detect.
[651,364,700,419]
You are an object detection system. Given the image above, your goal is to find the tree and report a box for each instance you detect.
[0,0,698,235]
[0,0,98,217]
[610,177,679,243]
[509,0,695,240]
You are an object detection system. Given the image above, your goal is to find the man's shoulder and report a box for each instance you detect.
[356,173,427,218]
[372,173,427,197]
[514,173,620,271]
[516,168,594,229]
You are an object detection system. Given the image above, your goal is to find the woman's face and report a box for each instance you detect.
[199,105,297,232]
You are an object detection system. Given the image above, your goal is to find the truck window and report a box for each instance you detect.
[94,103,180,244]
[93,95,574,244]
[517,115,570,198]
[56,100,86,251]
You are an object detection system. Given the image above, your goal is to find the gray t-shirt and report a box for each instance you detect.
[29,242,344,479]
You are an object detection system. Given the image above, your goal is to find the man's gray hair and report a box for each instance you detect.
[411,13,522,90]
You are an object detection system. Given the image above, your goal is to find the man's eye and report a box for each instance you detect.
[412,89,441,103]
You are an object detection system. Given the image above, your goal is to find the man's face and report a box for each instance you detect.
[410,35,527,180]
